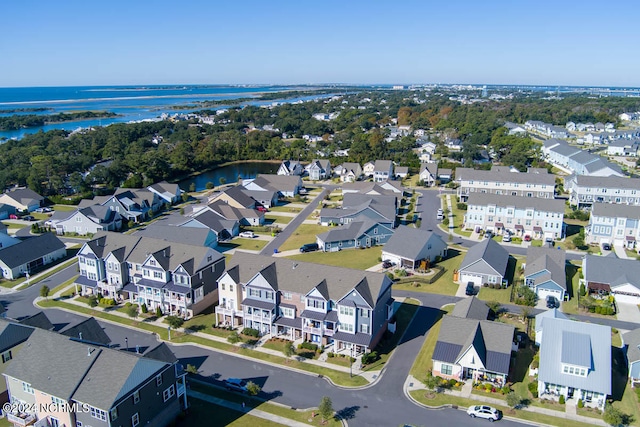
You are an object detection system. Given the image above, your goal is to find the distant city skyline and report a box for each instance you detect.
[3,0,640,88]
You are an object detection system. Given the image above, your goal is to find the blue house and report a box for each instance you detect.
[316,218,394,252]
[524,246,567,302]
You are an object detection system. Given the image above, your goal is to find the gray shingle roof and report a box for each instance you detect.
[143,342,178,364]
[247,174,301,193]
[456,167,555,186]
[459,239,509,277]
[374,160,393,172]
[623,328,640,364]
[538,317,611,395]
[571,174,640,191]
[583,254,640,292]
[433,316,514,375]
[18,311,54,331]
[382,225,446,261]
[451,297,489,320]
[225,252,391,307]
[317,218,380,243]
[592,202,640,219]
[524,247,566,291]
[61,317,112,346]
[0,319,34,354]
[466,193,565,213]
[0,233,65,269]
[134,224,213,247]
[2,188,43,206]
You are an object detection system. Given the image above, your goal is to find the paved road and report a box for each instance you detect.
[260,186,334,255]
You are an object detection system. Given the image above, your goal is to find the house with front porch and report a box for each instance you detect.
[306,159,332,180]
[432,298,515,384]
[419,162,439,187]
[334,162,363,182]
[582,254,640,304]
[215,253,394,354]
[566,174,640,209]
[316,218,394,251]
[75,232,225,318]
[242,174,302,198]
[277,160,304,176]
[0,233,66,280]
[48,204,123,235]
[524,247,567,302]
[319,194,397,229]
[464,193,565,240]
[537,316,611,410]
[381,226,447,269]
[373,160,394,182]
[147,181,183,205]
[457,239,509,287]
[0,188,43,212]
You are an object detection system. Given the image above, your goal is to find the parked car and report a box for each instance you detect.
[502,235,511,243]
[382,260,394,269]
[299,243,319,253]
[467,405,501,422]
[524,235,531,242]
[9,214,19,220]
[436,214,444,220]
[34,207,52,213]
[239,231,255,238]
[223,378,248,393]
[437,208,443,215]
[484,231,493,239]
[22,215,35,221]
[601,242,611,251]
[465,282,476,296]
[256,205,268,212]
[546,295,557,309]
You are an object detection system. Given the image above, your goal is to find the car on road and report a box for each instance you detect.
[467,405,501,422]
[299,243,319,253]
[22,215,35,221]
[601,242,611,251]
[524,235,531,242]
[465,282,476,296]
[34,207,52,213]
[502,235,511,243]
[239,231,255,238]
[436,213,444,220]
[546,295,557,309]
[223,378,248,393]
[382,260,394,269]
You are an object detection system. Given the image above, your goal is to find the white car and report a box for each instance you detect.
[239,231,255,238]
[502,235,511,243]
[467,405,501,422]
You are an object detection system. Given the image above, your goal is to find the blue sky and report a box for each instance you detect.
[2,0,639,87]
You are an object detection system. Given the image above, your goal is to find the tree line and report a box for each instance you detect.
[0,111,117,131]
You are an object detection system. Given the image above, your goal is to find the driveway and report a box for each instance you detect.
[616,302,640,324]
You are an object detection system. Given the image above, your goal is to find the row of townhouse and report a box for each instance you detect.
[524,120,571,139]
[464,193,565,240]
[566,174,640,209]
[542,139,625,177]
[456,166,555,202]
[76,232,226,319]
[215,253,394,354]
[1,319,187,427]
[585,203,640,250]
[606,139,640,157]
[566,121,615,133]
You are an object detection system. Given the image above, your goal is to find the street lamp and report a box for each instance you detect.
[125,337,128,351]
[349,345,354,378]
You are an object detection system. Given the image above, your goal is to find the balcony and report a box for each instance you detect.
[303,325,323,336]
[215,305,238,318]
[6,413,36,426]
[177,381,186,396]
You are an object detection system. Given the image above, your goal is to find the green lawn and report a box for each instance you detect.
[37,299,368,387]
[189,381,342,427]
[362,298,420,372]
[219,238,268,252]
[286,247,382,270]
[50,274,79,295]
[447,197,472,237]
[268,204,302,213]
[52,204,78,212]
[392,250,463,296]
[183,312,218,332]
[477,286,512,304]
[1,221,28,230]
[277,223,331,251]
[409,304,454,379]
[180,397,285,427]
[264,214,292,224]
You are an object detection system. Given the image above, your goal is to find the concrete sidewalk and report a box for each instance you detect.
[405,374,607,426]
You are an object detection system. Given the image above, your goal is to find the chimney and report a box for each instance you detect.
[79,332,83,341]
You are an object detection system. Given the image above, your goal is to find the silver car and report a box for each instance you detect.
[467,405,501,422]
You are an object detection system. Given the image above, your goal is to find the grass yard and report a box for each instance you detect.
[264,214,292,224]
[268,204,302,213]
[447,197,473,237]
[179,397,285,427]
[409,304,454,379]
[392,250,463,296]
[219,238,268,252]
[52,204,78,212]
[362,298,420,372]
[1,221,28,230]
[477,286,512,304]
[183,312,218,332]
[277,223,332,251]
[286,247,382,270]
[50,274,79,295]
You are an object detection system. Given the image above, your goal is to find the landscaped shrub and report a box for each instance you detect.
[484,383,493,392]
[241,328,260,338]
[99,298,116,306]
[501,385,511,395]
[298,341,318,351]
[327,352,334,358]
[558,395,565,404]
[361,351,378,365]
[87,295,98,307]
[141,303,148,313]
[156,306,163,317]
[577,399,584,408]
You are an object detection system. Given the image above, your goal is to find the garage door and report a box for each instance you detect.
[538,288,562,301]
[613,293,640,304]
[382,253,402,266]
[460,273,483,286]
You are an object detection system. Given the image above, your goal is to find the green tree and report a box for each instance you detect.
[246,381,261,396]
[40,285,50,299]
[165,315,184,329]
[506,392,522,409]
[189,183,196,192]
[603,404,632,426]
[125,304,139,318]
[424,373,441,392]
[318,396,334,424]
[88,295,99,307]
[227,331,241,344]
[283,342,295,359]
